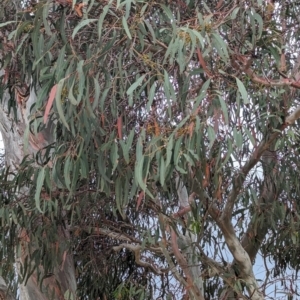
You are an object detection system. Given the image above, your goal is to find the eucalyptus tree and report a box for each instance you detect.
[1,0,300,299]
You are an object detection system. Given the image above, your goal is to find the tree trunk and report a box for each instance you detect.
[221,146,279,300]
[0,69,77,299]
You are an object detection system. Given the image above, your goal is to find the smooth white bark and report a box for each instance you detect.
[0,67,77,299]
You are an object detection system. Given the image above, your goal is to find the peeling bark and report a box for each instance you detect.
[0,69,77,299]
[216,220,264,300]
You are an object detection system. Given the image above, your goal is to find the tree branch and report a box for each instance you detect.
[182,182,263,299]
[213,218,264,299]
[286,106,300,124]
[160,239,194,294]
[69,225,141,243]
[170,229,205,300]
[171,192,262,298]
[173,175,205,299]
[113,243,167,275]
[233,55,300,88]
[236,149,281,264]
[198,249,249,300]
[221,119,291,222]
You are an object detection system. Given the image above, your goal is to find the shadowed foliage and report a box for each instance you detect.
[1,0,300,299]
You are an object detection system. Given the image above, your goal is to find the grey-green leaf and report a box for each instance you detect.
[72,19,97,39]
[55,78,70,130]
[236,77,249,104]
[126,75,146,96]
[35,168,45,213]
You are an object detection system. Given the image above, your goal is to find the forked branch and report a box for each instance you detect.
[222,104,300,222]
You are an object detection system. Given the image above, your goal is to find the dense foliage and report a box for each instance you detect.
[1,0,300,299]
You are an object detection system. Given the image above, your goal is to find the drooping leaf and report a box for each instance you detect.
[126,75,146,96]
[44,84,57,124]
[35,167,45,213]
[122,16,132,40]
[72,19,98,39]
[236,77,249,104]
